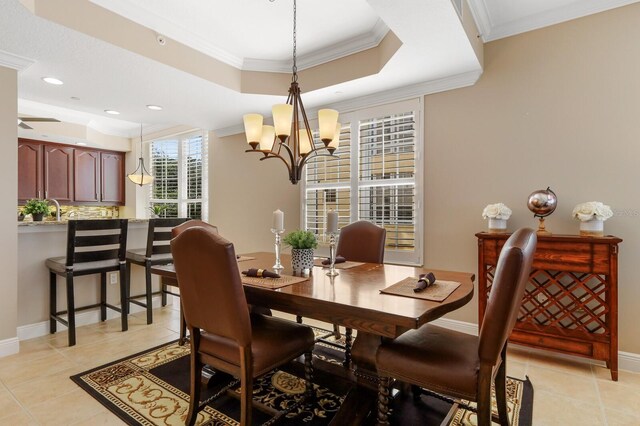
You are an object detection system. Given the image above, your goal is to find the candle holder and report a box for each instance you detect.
[271,228,284,271]
[326,232,339,277]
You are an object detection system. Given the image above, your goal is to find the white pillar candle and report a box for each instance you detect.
[327,210,338,234]
[273,209,284,232]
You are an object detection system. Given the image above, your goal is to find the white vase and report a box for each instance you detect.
[488,218,507,233]
[291,248,314,274]
[580,219,604,237]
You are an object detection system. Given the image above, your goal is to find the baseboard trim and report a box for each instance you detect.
[431,317,640,373]
[0,336,20,357]
[16,295,169,341]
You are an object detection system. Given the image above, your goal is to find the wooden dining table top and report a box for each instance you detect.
[151,252,475,339]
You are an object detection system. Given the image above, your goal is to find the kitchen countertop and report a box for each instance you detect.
[18,218,149,231]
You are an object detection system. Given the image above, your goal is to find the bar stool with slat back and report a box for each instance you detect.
[46,219,129,346]
[125,218,189,325]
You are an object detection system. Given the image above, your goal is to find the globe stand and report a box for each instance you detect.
[536,217,551,235]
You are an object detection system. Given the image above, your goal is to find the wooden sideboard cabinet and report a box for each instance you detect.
[476,232,622,380]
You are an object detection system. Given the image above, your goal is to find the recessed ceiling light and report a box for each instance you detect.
[104,110,120,115]
[76,142,87,146]
[70,96,80,100]
[146,105,163,111]
[42,77,64,85]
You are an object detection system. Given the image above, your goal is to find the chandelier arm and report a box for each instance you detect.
[259,153,293,177]
[299,151,338,171]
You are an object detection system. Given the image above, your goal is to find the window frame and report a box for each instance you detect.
[301,98,423,266]
[147,130,209,221]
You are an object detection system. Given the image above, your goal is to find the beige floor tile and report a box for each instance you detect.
[0,351,79,388]
[8,368,80,409]
[532,389,605,426]
[70,410,126,425]
[506,360,527,379]
[593,365,640,387]
[0,387,27,420]
[47,325,112,350]
[598,380,640,414]
[527,365,600,404]
[28,389,107,426]
[0,409,39,425]
[605,408,640,426]
[527,351,594,377]
[506,345,530,364]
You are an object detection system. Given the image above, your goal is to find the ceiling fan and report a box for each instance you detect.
[17,117,61,130]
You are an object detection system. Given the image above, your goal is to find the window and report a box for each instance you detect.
[149,131,208,220]
[303,99,423,265]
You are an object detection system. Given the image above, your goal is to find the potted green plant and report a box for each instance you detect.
[23,199,50,222]
[283,230,318,274]
[149,204,169,218]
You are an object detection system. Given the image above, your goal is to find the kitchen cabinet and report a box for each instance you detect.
[43,145,74,202]
[100,152,125,204]
[18,138,125,206]
[73,149,100,203]
[18,140,43,202]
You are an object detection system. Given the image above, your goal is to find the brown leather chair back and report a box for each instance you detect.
[171,227,251,346]
[478,228,537,365]
[336,220,386,263]
[171,220,219,238]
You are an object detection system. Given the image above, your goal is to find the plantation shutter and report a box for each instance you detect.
[305,124,351,243]
[358,112,417,251]
[150,139,179,217]
[184,135,204,219]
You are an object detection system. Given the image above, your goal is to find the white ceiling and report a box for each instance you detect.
[1,0,637,141]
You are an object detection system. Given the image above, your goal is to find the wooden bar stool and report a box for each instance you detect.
[46,219,129,346]
[125,218,189,324]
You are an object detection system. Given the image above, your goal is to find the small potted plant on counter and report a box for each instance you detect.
[149,203,169,218]
[23,199,50,222]
[283,230,318,274]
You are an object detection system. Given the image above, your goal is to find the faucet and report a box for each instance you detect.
[46,199,61,221]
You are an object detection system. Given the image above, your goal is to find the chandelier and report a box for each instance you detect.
[127,124,154,186]
[243,0,340,184]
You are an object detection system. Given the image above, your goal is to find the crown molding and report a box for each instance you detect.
[242,19,390,73]
[0,49,35,71]
[468,0,640,42]
[89,0,244,68]
[213,69,482,137]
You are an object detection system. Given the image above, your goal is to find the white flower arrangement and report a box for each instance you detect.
[572,201,613,222]
[482,203,512,220]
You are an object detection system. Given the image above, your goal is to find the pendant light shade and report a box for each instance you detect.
[127,124,154,186]
[243,114,263,149]
[272,104,294,138]
[318,109,339,143]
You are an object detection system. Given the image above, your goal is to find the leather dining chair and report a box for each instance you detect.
[375,228,537,426]
[125,217,189,325]
[299,220,386,366]
[171,227,316,426]
[169,220,218,344]
[46,219,129,346]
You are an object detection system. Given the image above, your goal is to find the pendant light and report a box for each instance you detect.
[127,124,154,186]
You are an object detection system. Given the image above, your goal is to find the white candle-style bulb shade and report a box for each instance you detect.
[318,109,339,141]
[327,209,339,234]
[272,104,293,137]
[243,114,263,144]
[329,122,341,150]
[298,129,312,154]
[127,173,154,185]
[260,125,276,152]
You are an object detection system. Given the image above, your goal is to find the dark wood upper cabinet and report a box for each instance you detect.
[73,149,100,203]
[43,145,74,202]
[18,140,43,202]
[100,152,124,204]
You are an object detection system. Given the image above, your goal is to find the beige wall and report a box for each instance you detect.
[0,66,18,343]
[209,131,301,253]
[423,3,640,353]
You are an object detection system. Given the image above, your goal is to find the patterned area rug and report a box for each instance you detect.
[71,329,533,425]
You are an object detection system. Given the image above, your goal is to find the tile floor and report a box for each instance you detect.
[0,306,639,425]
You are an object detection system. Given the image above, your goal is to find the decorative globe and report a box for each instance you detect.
[527,187,557,218]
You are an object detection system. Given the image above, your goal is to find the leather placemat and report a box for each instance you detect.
[241,274,309,289]
[313,259,365,270]
[380,277,461,302]
[236,256,256,262]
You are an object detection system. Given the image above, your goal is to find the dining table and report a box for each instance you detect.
[151,251,475,425]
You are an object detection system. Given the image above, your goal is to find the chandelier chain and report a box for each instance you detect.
[292,0,297,80]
